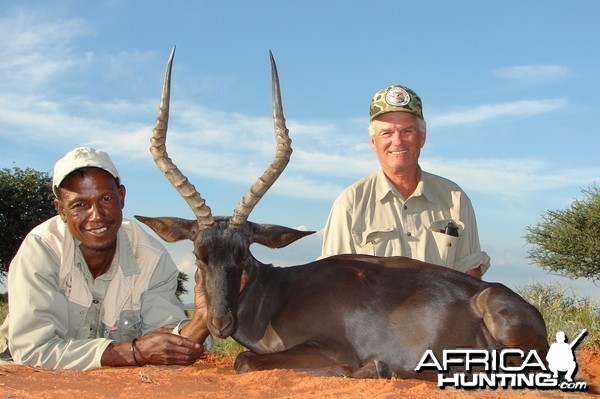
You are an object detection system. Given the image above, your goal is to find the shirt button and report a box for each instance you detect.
[92,299,99,304]
[407,232,412,236]
[403,205,408,210]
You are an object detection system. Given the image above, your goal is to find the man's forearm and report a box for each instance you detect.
[180,312,210,344]
[101,341,138,367]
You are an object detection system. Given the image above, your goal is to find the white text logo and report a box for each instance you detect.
[414,329,588,391]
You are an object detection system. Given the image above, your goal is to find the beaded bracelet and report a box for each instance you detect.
[131,338,143,367]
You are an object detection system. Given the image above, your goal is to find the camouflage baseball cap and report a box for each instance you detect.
[369,85,423,121]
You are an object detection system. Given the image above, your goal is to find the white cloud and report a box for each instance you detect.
[493,65,570,82]
[292,149,376,178]
[107,50,154,80]
[0,88,593,203]
[423,157,600,196]
[0,8,90,91]
[0,14,587,205]
[0,93,152,148]
[429,99,567,127]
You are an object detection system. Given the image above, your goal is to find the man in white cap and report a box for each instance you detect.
[321,85,490,278]
[1,147,211,370]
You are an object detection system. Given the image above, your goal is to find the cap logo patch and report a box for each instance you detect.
[74,148,91,159]
[385,86,410,107]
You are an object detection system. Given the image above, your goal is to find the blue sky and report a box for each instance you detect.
[1,1,599,303]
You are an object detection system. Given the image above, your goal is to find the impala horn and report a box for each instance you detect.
[228,51,292,227]
[150,48,291,229]
[150,46,215,228]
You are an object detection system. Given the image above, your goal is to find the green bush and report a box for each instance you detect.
[0,167,55,281]
[0,299,7,323]
[517,282,599,349]
[525,185,600,283]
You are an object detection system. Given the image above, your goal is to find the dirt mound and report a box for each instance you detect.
[0,350,597,398]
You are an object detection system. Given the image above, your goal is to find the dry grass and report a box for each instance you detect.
[517,282,599,349]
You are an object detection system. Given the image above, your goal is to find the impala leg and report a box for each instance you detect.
[234,346,344,374]
[235,347,417,379]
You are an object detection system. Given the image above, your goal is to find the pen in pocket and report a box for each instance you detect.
[440,221,459,237]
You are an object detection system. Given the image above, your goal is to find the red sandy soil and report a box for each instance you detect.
[0,349,597,399]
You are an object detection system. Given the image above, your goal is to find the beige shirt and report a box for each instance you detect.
[321,169,490,274]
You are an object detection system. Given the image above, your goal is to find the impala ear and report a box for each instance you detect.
[134,215,198,242]
[250,222,315,249]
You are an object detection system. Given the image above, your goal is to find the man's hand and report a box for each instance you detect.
[178,269,211,344]
[193,269,208,317]
[132,330,204,366]
[466,265,482,279]
[101,331,204,367]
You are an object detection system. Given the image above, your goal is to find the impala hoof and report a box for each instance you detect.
[374,360,394,379]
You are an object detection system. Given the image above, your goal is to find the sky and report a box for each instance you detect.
[1,0,598,304]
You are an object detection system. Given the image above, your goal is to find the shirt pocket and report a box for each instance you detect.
[111,310,142,340]
[428,219,463,267]
[67,302,89,339]
[354,226,396,256]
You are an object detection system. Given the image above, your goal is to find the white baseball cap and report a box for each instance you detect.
[52,147,120,196]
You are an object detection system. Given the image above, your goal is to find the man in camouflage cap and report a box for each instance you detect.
[369,84,424,120]
[321,84,490,279]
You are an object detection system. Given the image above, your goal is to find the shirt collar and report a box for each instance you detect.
[375,168,394,202]
[72,226,140,278]
[419,170,439,204]
[376,167,435,203]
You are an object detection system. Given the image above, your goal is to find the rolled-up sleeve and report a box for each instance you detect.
[453,196,491,275]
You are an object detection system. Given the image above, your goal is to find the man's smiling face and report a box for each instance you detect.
[370,112,426,175]
[54,167,125,253]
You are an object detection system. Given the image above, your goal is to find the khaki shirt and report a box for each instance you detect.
[321,169,490,274]
[3,216,187,370]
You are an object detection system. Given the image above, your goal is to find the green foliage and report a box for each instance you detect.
[185,308,247,358]
[176,272,189,302]
[213,336,247,356]
[517,282,599,349]
[525,185,600,282]
[0,297,7,323]
[0,167,55,281]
